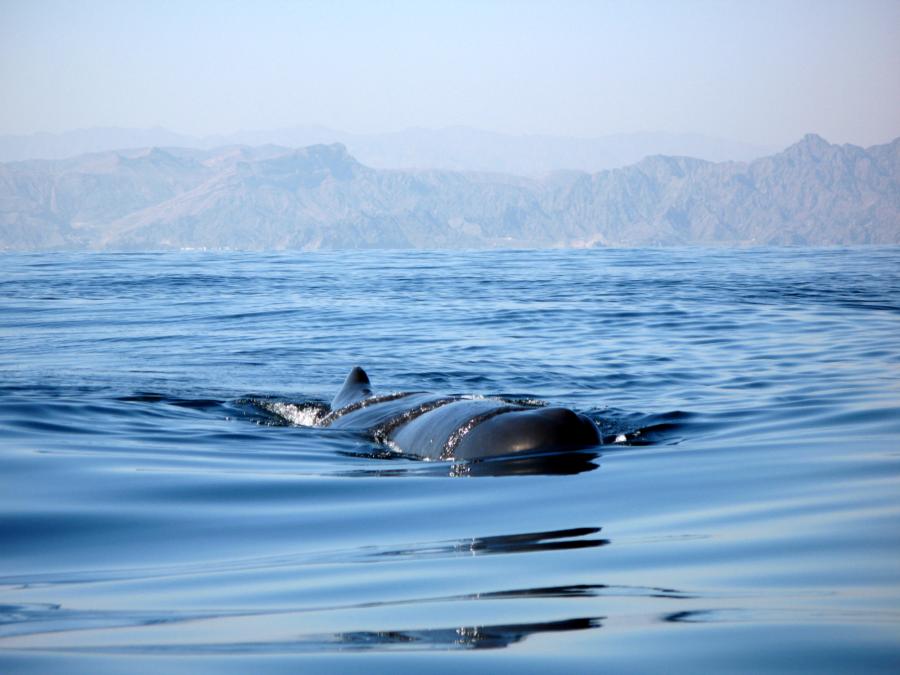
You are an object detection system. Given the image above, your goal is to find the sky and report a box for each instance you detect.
[1,0,898,147]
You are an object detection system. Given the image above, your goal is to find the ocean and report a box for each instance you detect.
[1,248,899,673]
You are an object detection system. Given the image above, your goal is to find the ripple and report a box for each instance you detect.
[3,248,900,670]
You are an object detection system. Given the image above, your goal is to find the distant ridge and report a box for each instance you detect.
[0,135,897,250]
[0,125,772,174]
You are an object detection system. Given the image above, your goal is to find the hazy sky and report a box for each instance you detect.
[1,0,898,147]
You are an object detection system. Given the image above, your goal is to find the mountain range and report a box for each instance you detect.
[0,126,772,175]
[0,134,897,251]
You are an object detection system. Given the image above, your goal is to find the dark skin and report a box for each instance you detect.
[326,367,600,461]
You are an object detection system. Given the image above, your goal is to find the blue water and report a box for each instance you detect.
[1,248,899,673]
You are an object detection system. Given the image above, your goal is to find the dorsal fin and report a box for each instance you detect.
[331,366,373,410]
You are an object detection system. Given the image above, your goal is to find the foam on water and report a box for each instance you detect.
[260,401,328,427]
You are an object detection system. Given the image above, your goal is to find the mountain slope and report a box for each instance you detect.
[0,135,897,250]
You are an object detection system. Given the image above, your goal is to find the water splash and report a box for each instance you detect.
[257,400,329,427]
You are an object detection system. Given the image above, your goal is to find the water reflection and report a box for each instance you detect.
[0,584,690,646]
[331,617,602,651]
[23,618,604,655]
[0,528,610,590]
[452,449,601,477]
[338,449,602,477]
[663,610,716,623]
[371,527,608,560]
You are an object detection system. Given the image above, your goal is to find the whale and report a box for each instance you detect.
[321,367,601,461]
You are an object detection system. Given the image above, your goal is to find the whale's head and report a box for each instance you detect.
[453,406,601,460]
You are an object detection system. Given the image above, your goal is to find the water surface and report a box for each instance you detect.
[1,248,899,673]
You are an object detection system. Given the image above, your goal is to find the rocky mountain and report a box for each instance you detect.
[0,126,772,174]
[0,134,897,251]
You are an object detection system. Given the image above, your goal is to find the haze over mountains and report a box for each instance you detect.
[0,126,773,175]
[1,134,897,251]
